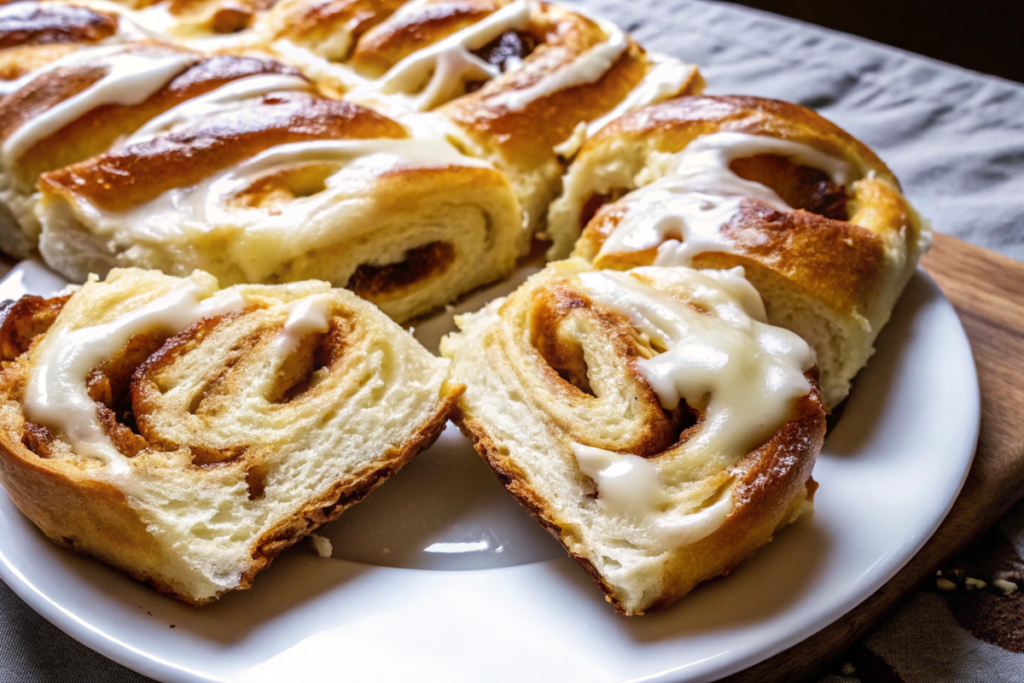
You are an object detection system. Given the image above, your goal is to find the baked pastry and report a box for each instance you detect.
[36,88,524,322]
[442,259,825,614]
[253,0,703,249]
[0,39,301,257]
[547,96,931,407]
[102,0,274,40]
[0,267,455,603]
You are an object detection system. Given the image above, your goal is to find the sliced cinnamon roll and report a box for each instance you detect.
[0,38,303,257]
[0,267,455,603]
[442,259,825,615]
[253,0,703,248]
[548,96,931,407]
[36,89,524,321]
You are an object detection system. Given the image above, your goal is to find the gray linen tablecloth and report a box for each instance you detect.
[2,1,1023,680]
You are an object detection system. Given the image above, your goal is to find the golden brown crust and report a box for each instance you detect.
[0,47,303,182]
[0,2,118,49]
[272,0,406,55]
[440,6,650,169]
[587,95,894,181]
[349,0,506,76]
[39,94,406,211]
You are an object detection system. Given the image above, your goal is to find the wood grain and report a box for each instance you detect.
[725,232,1024,682]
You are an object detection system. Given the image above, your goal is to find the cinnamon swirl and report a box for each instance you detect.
[442,259,825,614]
[0,267,455,603]
[548,96,931,406]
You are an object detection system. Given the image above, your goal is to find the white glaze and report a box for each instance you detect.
[494,23,627,112]
[123,74,312,144]
[585,56,698,136]
[571,442,735,548]
[366,0,532,111]
[598,132,853,266]
[23,284,247,471]
[1,47,195,170]
[274,293,333,359]
[84,137,490,248]
[577,267,814,463]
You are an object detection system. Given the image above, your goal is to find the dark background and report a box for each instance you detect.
[721,0,1024,84]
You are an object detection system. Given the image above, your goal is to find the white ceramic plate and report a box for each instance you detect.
[0,260,979,683]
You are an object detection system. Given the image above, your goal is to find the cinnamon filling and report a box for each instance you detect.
[232,163,337,210]
[269,317,349,404]
[466,29,537,92]
[528,285,695,456]
[87,332,172,458]
[348,242,455,299]
[729,153,849,221]
[579,190,626,231]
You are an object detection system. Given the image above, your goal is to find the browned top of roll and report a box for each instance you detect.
[0,46,302,180]
[274,0,405,53]
[348,0,506,76]
[40,95,407,211]
[591,95,897,184]
[439,4,648,168]
[0,2,119,49]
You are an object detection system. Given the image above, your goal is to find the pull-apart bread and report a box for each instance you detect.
[247,0,704,246]
[547,96,931,407]
[35,80,523,322]
[0,0,703,321]
[442,260,826,614]
[0,268,455,603]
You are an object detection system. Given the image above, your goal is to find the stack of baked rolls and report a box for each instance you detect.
[0,0,930,612]
[0,268,455,602]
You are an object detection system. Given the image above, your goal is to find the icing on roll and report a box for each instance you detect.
[585,57,698,136]
[576,267,815,463]
[570,443,735,548]
[124,73,313,144]
[23,283,246,471]
[493,20,627,112]
[92,137,491,248]
[597,132,853,267]
[1,46,195,169]
[274,293,333,358]
[355,0,533,111]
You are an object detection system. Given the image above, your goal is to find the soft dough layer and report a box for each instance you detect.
[0,268,456,603]
[442,259,826,614]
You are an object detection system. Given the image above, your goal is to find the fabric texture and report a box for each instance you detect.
[1,0,1022,680]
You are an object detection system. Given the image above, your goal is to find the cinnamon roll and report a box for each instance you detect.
[253,0,703,248]
[36,89,524,322]
[0,39,301,257]
[442,259,825,615]
[0,267,455,603]
[547,96,931,407]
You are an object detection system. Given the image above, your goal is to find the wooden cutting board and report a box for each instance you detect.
[726,232,1024,682]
